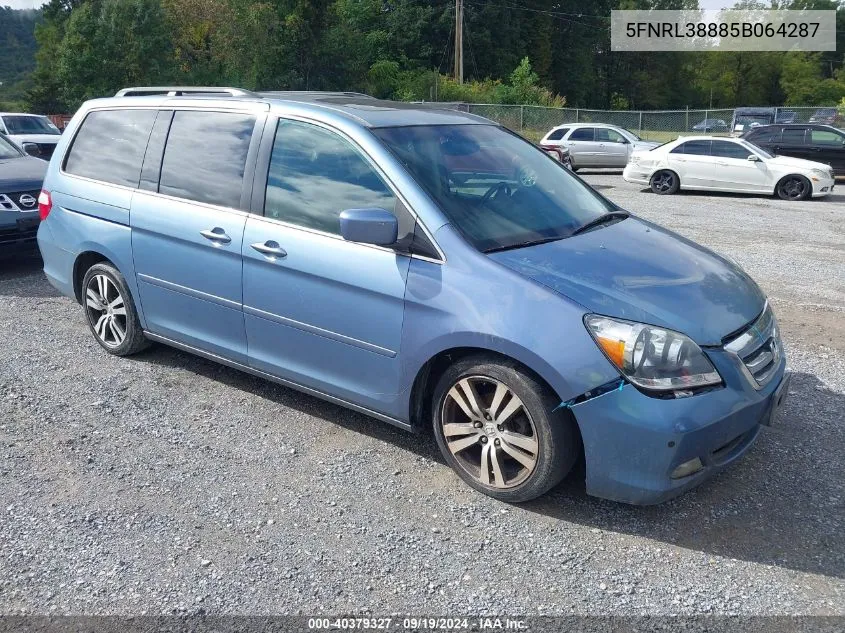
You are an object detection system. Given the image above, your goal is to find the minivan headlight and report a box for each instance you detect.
[584,315,722,391]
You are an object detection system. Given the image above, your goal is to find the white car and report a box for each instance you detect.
[540,123,658,170]
[623,136,835,201]
[0,113,62,160]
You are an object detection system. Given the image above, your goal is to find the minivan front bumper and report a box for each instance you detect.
[572,352,788,505]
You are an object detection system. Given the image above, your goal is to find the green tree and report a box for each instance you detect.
[56,0,173,108]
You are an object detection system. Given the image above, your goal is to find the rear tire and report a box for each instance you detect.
[432,355,579,503]
[650,169,680,195]
[81,262,148,356]
[776,174,811,201]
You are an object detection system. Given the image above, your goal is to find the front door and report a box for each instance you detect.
[710,140,769,192]
[131,109,262,363]
[808,127,845,175]
[595,127,630,167]
[242,118,411,415]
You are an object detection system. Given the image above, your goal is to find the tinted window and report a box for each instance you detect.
[159,111,255,208]
[671,140,710,155]
[596,128,625,143]
[374,124,615,253]
[265,120,396,234]
[781,128,806,144]
[747,128,781,143]
[569,128,594,141]
[711,141,754,159]
[64,109,157,187]
[546,128,568,141]
[810,129,845,145]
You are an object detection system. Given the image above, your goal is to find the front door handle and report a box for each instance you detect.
[251,241,287,258]
[200,227,232,244]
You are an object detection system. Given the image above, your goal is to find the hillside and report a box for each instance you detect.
[0,7,40,103]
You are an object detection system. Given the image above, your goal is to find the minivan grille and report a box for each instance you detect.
[724,303,781,389]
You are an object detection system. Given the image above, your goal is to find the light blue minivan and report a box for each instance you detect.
[37,88,790,504]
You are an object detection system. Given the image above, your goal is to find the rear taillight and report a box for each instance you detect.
[38,190,52,221]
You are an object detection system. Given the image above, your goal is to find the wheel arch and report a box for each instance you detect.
[408,345,580,438]
[72,250,113,304]
[774,173,811,199]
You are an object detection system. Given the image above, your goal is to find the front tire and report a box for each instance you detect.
[650,169,680,194]
[432,355,579,503]
[82,262,148,356]
[776,174,811,201]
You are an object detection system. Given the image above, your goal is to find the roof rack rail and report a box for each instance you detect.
[257,91,375,100]
[115,86,257,97]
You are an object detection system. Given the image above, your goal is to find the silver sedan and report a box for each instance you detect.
[540,123,658,170]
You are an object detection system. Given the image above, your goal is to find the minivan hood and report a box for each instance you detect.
[0,155,47,191]
[632,140,659,150]
[488,217,765,345]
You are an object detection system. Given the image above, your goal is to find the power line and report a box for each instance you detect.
[464,0,611,30]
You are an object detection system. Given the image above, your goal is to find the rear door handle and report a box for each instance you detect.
[251,241,287,258]
[200,227,232,244]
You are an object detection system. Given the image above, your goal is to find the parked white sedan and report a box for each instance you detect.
[623,136,835,200]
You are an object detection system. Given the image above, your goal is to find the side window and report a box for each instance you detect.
[159,111,255,208]
[810,129,845,145]
[568,128,594,141]
[64,109,157,187]
[781,128,807,145]
[546,128,568,141]
[671,140,710,155]
[596,128,625,143]
[264,119,396,235]
[750,129,782,143]
[710,141,754,159]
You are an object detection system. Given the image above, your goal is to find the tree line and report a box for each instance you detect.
[2,0,844,115]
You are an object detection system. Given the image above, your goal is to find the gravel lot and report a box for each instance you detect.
[1,173,843,617]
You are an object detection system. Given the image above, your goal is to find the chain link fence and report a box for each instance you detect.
[439,104,839,142]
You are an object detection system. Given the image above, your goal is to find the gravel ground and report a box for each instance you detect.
[0,174,843,617]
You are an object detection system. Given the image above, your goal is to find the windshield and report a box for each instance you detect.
[2,115,61,135]
[736,114,773,127]
[739,139,773,159]
[373,124,615,252]
[0,135,23,159]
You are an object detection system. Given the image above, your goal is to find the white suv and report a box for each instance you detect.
[540,123,658,170]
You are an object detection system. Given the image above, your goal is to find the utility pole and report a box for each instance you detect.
[455,0,464,84]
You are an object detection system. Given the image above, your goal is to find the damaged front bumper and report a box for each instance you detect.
[569,350,789,505]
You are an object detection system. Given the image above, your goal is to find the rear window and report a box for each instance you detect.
[671,140,710,155]
[158,111,255,208]
[546,128,568,141]
[64,109,157,187]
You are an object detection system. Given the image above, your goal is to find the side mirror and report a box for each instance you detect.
[21,142,41,157]
[747,154,760,161]
[339,208,398,246]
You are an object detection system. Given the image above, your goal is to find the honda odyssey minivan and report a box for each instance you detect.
[37,88,790,505]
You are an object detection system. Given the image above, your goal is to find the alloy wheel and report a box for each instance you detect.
[440,376,539,489]
[779,176,806,200]
[652,171,675,192]
[85,274,127,348]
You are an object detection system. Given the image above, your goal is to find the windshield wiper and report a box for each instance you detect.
[484,235,565,254]
[571,211,629,236]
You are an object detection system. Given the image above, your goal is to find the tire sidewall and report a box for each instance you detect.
[81,263,143,356]
[431,356,577,503]
[650,169,679,195]
[777,175,811,201]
